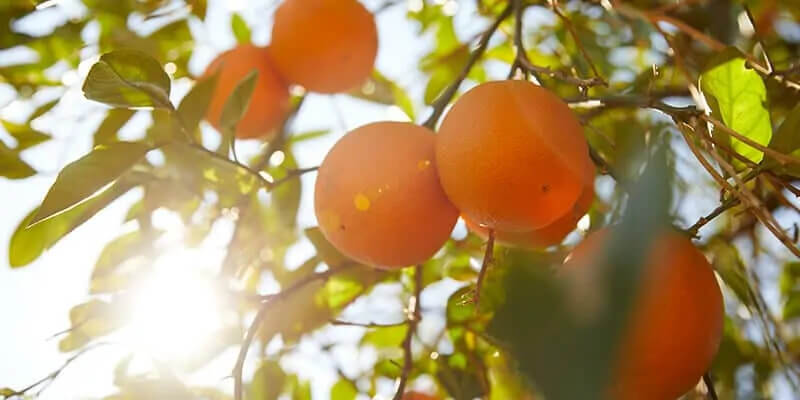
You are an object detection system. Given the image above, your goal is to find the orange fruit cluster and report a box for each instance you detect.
[314,80,594,266]
[200,0,378,139]
[564,229,724,400]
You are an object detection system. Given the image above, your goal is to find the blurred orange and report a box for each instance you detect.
[564,229,724,400]
[271,0,378,93]
[202,45,290,139]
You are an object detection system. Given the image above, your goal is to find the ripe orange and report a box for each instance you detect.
[202,45,290,139]
[436,80,593,232]
[402,392,438,400]
[564,229,724,400]
[467,162,595,248]
[467,177,594,248]
[271,0,378,93]
[314,122,459,268]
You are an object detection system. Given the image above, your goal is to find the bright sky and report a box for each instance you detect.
[1,0,798,399]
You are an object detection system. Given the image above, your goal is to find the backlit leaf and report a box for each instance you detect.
[700,51,771,165]
[31,142,151,225]
[83,50,172,109]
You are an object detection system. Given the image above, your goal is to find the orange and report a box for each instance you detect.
[402,392,438,400]
[467,176,594,248]
[202,45,290,139]
[564,229,724,400]
[436,80,593,232]
[467,162,595,248]
[271,0,378,93]
[314,122,459,268]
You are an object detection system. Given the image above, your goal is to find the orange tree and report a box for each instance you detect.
[2,0,800,399]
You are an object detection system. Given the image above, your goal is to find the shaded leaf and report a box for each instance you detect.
[0,142,36,179]
[305,227,352,267]
[250,361,285,400]
[177,71,219,137]
[219,70,258,132]
[94,109,136,146]
[268,148,301,227]
[2,120,50,150]
[31,142,151,225]
[188,0,207,19]
[83,50,172,109]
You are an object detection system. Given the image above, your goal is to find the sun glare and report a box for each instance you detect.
[123,249,225,361]
[118,208,233,363]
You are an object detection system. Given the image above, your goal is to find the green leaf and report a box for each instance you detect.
[700,52,771,165]
[424,70,454,105]
[83,50,172,109]
[784,295,800,321]
[94,109,136,146]
[330,379,357,400]
[2,120,50,150]
[318,276,364,309]
[177,71,219,137]
[289,377,311,400]
[268,148,301,227]
[769,104,800,155]
[0,388,15,397]
[305,227,352,267]
[161,143,259,195]
[347,71,415,120]
[31,142,151,226]
[90,229,155,293]
[250,361,285,400]
[231,13,251,44]
[487,145,671,400]
[362,324,408,348]
[288,129,330,144]
[219,70,258,132]
[0,142,35,179]
[708,239,756,308]
[9,181,136,267]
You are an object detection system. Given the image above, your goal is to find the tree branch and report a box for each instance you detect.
[392,265,423,400]
[233,263,358,400]
[473,229,495,309]
[421,3,513,129]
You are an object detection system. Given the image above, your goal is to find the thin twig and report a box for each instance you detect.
[392,265,423,400]
[685,197,740,238]
[549,0,607,85]
[421,3,513,129]
[269,166,319,190]
[233,263,358,400]
[7,343,109,398]
[330,320,406,328]
[703,373,719,400]
[701,114,800,167]
[611,0,800,90]
[473,229,495,309]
